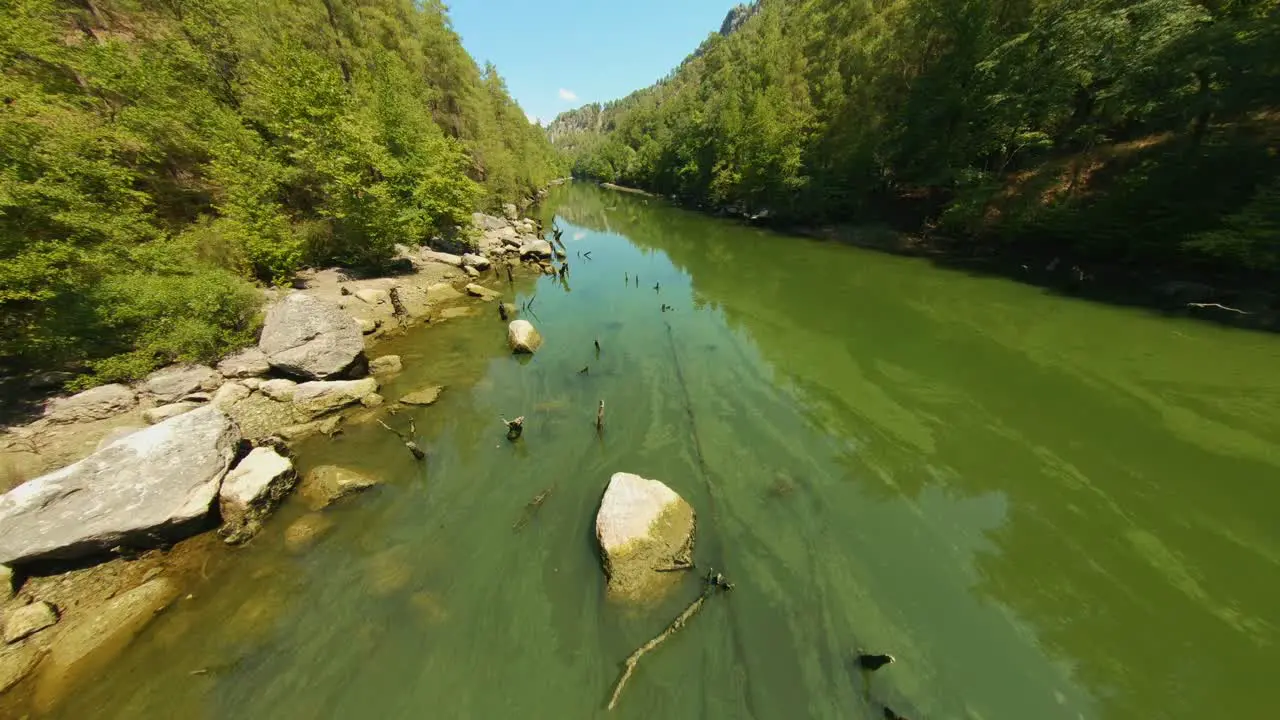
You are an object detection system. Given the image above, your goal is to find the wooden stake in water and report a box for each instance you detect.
[596,399,605,433]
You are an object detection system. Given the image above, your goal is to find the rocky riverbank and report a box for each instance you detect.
[0,207,553,713]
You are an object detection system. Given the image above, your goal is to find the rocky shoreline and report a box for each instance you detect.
[0,207,554,712]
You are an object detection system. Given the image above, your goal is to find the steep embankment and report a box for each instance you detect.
[1,0,564,386]
[551,0,1280,318]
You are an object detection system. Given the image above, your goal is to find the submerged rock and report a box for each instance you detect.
[44,384,136,424]
[276,415,342,441]
[284,513,335,554]
[34,578,179,712]
[4,601,58,643]
[291,378,379,419]
[400,386,443,406]
[0,407,241,566]
[595,472,696,601]
[507,320,543,354]
[216,347,271,379]
[298,466,380,510]
[143,364,222,403]
[219,447,297,544]
[258,293,366,380]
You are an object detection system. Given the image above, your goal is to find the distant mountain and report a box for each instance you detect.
[546,2,761,152]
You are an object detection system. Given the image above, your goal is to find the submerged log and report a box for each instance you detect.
[607,571,733,710]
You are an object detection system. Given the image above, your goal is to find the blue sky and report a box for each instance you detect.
[445,0,739,125]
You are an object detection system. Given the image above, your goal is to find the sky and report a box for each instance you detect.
[445,0,740,125]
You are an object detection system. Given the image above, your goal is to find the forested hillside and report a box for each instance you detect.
[555,0,1280,284]
[1,0,562,385]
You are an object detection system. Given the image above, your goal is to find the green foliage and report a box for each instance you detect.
[555,0,1280,274]
[0,0,558,382]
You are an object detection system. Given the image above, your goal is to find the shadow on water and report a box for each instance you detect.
[39,183,1280,720]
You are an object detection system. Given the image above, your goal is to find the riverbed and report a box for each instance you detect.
[49,183,1280,719]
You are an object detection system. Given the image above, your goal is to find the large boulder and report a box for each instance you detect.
[298,466,380,510]
[143,364,222,402]
[518,240,553,259]
[595,472,696,601]
[33,578,179,712]
[507,320,543,354]
[0,407,241,567]
[502,203,519,221]
[44,384,136,424]
[291,378,379,419]
[219,447,297,544]
[258,293,366,380]
[216,347,270,378]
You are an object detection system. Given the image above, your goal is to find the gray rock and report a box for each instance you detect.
[595,472,695,601]
[501,234,523,248]
[258,378,298,403]
[400,386,444,406]
[291,378,379,419]
[358,317,380,335]
[240,378,264,391]
[33,578,179,712]
[258,293,366,380]
[465,283,502,301]
[143,364,222,403]
[355,288,390,306]
[471,212,509,231]
[142,402,200,425]
[502,203,518,221]
[216,348,270,379]
[464,265,480,278]
[44,384,136,424]
[298,466,379,510]
[423,251,464,267]
[0,407,240,566]
[507,320,543,354]
[277,415,342,441]
[28,371,74,391]
[94,425,145,452]
[4,601,58,643]
[488,226,519,243]
[499,302,518,319]
[211,381,251,410]
[219,447,297,544]
[360,393,384,408]
[369,355,402,375]
[518,240,553,259]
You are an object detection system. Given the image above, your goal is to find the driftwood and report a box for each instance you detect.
[377,419,425,460]
[1187,302,1251,314]
[502,416,525,441]
[512,487,553,531]
[607,571,733,710]
[596,399,605,433]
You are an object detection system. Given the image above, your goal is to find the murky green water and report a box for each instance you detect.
[53,184,1280,719]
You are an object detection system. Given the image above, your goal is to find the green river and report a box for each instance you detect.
[53,183,1280,719]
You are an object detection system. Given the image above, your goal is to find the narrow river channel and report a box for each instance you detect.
[53,183,1280,719]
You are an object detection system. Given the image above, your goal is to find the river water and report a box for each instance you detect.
[51,183,1280,719]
